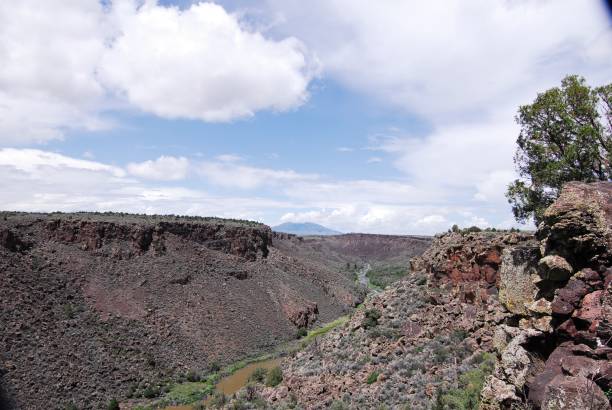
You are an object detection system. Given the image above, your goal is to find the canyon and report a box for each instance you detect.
[1,181,610,409]
[252,182,611,409]
[0,213,429,409]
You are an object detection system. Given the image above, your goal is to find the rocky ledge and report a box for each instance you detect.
[253,182,611,410]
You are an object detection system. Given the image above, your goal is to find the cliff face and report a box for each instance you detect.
[257,182,611,410]
[481,181,611,409]
[0,213,363,410]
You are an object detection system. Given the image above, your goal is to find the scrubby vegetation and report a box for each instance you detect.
[266,366,283,387]
[362,309,381,329]
[433,352,495,410]
[366,370,380,384]
[449,224,520,235]
[248,367,268,383]
[106,398,120,410]
[366,265,409,288]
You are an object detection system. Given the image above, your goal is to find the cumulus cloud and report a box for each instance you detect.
[0,0,316,144]
[267,0,611,120]
[127,155,190,181]
[0,148,296,221]
[0,1,110,144]
[100,1,317,122]
[263,0,612,222]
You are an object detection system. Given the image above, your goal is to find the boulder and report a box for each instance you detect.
[538,255,573,281]
[538,181,612,267]
[572,290,604,332]
[551,274,596,318]
[527,298,552,315]
[542,375,610,410]
[498,244,540,315]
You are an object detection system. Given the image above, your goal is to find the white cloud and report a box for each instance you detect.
[216,154,243,162]
[262,0,612,224]
[100,1,317,122]
[0,149,125,177]
[198,161,318,189]
[0,0,317,144]
[366,157,382,164]
[127,155,190,181]
[0,1,110,144]
[267,0,611,121]
[416,214,446,226]
[0,148,296,221]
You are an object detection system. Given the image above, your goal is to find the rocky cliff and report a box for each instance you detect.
[0,213,364,410]
[481,181,611,409]
[253,182,611,410]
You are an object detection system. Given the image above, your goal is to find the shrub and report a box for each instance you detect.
[209,362,221,372]
[106,399,120,410]
[142,386,160,399]
[209,392,226,407]
[265,366,283,387]
[433,353,495,409]
[362,309,381,329]
[296,327,308,339]
[451,329,468,343]
[366,371,380,384]
[330,400,348,410]
[249,367,268,383]
[64,403,78,410]
[186,370,201,382]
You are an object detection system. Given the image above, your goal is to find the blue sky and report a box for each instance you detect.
[0,1,610,234]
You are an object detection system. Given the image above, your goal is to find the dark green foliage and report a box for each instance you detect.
[366,371,380,384]
[209,362,221,372]
[185,370,201,382]
[64,403,78,410]
[450,329,468,343]
[296,327,308,339]
[106,398,120,410]
[142,386,160,399]
[366,266,409,288]
[362,309,382,329]
[265,366,283,387]
[249,367,268,383]
[507,75,612,224]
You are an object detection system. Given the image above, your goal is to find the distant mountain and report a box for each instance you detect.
[273,222,342,236]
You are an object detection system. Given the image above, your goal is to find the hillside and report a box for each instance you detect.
[0,213,366,409]
[272,222,342,236]
[244,182,612,409]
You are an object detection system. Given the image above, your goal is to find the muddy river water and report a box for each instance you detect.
[165,357,282,409]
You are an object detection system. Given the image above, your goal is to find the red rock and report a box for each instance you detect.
[477,249,502,266]
[576,268,603,288]
[551,299,574,316]
[557,319,578,338]
[483,264,497,284]
[572,290,604,331]
[555,278,589,307]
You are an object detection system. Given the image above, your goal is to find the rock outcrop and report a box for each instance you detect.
[482,181,612,409]
[253,182,611,410]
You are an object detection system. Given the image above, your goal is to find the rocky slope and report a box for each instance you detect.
[250,182,611,410]
[273,233,432,272]
[0,213,365,410]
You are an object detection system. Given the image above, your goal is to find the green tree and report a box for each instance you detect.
[506,75,611,224]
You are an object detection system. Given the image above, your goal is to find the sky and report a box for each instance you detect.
[0,1,611,234]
